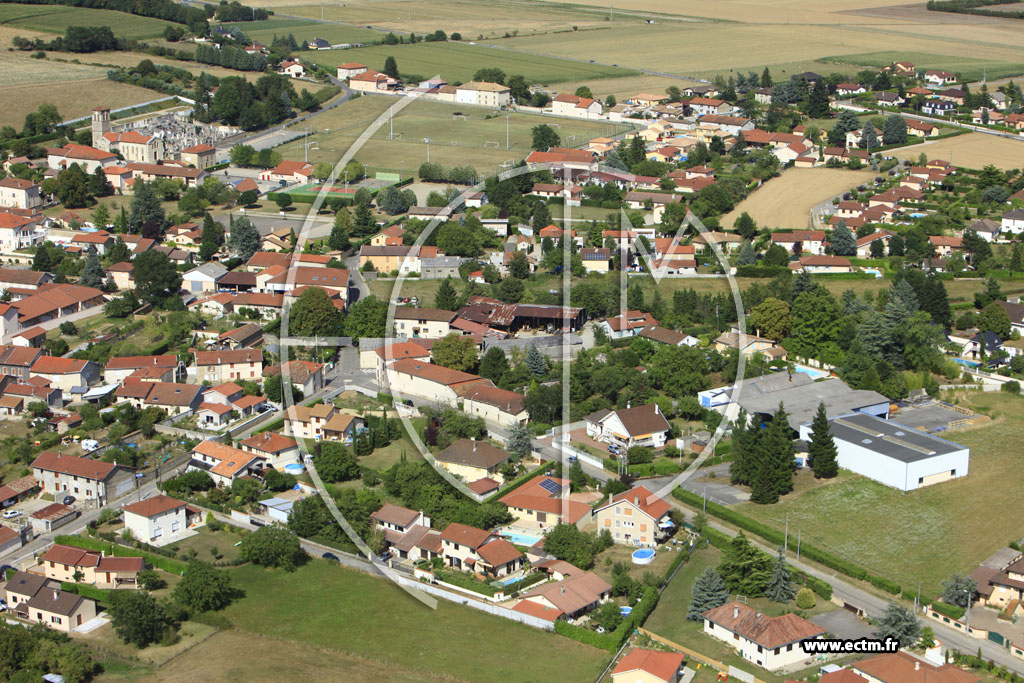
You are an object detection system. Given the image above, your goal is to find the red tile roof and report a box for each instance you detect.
[439,522,492,549]
[702,601,825,648]
[31,452,117,480]
[122,494,187,518]
[31,356,89,375]
[609,486,670,520]
[240,431,297,454]
[612,649,685,682]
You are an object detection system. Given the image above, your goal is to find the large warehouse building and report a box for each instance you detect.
[798,412,969,492]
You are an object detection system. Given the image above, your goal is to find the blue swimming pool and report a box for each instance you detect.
[793,364,830,380]
[954,358,980,368]
[500,530,543,547]
[632,548,656,565]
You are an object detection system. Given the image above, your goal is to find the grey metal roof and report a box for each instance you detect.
[189,262,228,279]
[825,412,964,463]
[733,372,888,430]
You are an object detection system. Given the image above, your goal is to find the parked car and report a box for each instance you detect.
[2,510,21,519]
[62,495,75,505]
[322,552,339,562]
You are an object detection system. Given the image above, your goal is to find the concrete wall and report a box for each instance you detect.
[393,574,553,630]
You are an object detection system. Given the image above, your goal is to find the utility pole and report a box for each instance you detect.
[425,137,430,162]
[389,106,394,139]
[702,485,706,512]
[506,111,510,150]
[784,513,789,551]
[797,529,801,559]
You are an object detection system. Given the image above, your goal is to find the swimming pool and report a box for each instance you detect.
[792,364,830,380]
[953,358,980,368]
[499,530,543,547]
[632,548,656,565]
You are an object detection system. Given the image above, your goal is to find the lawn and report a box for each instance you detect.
[74,620,219,666]
[593,542,680,584]
[116,628,434,683]
[734,391,1024,597]
[273,94,632,175]
[0,76,158,128]
[0,4,175,39]
[306,41,638,85]
[360,433,425,471]
[893,132,1024,172]
[167,526,245,564]
[219,560,609,682]
[820,51,1024,83]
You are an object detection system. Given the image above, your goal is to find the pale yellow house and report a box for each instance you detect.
[5,570,96,633]
[611,649,685,683]
[594,486,671,548]
[499,475,593,533]
[393,309,456,339]
[434,438,509,485]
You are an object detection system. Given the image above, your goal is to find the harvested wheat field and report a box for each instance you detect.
[0,79,158,128]
[893,133,1024,171]
[551,74,702,100]
[723,167,875,232]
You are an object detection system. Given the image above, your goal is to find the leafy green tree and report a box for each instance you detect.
[806,79,831,118]
[239,525,304,571]
[497,276,525,303]
[289,286,342,336]
[173,561,234,612]
[860,122,878,150]
[328,214,351,252]
[749,297,790,341]
[107,238,131,265]
[974,276,1002,310]
[575,86,593,99]
[109,591,169,648]
[875,601,921,648]
[32,242,52,272]
[509,251,530,279]
[56,164,92,208]
[687,566,730,620]
[764,547,795,603]
[979,302,1011,339]
[478,347,509,383]
[91,202,110,230]
[531,124,560,151]
[133,250,182,306]
[317,442,359,482]
[738,240,757,266]
[383,55,399,78]
[763,244,790,267]
[506,74,530,103]
[341,295,387,340]
[735,212,757,241]
[227,217,261,260]
[432,333,478,371]
[808,402,839,478]
[199,213,224,262]
[593,600,622,631]
[434,277,459,311]
[718,531,772,596]
[542,524,597,569]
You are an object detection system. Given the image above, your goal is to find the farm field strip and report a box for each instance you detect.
[0,4,174,39]
[893,132,1024,171]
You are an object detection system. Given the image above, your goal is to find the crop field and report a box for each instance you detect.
[306,41,638,84]
[821,50,1024,82]
[548,74,701,101]
[734,392,1024,595]
[220,561,608,682]
[218,18,379,46]
[0,51,107,87]
[273,94,633,173]
[0,3,174,39]
[255,0,622,38]
[894,133,1024,171]
[721,167,875,232]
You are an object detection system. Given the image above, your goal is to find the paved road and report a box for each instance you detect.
[670,497,1024,675]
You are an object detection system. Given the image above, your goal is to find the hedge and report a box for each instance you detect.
[734,265,790,278]
[54,535,188,574]
[435,569,497,596]
[671,489,900,595]
[555,586,659,652]
[793,569,834,601]
[931,601,966,620]
[61,582,111,604]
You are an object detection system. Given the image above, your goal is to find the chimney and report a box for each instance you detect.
[53,590,59,600]
[915,662,920,671]
[561,586,565,594]
[654,403,660,415]
[634,495,640,505]
[473,442,477,452]
[733,606,739,619]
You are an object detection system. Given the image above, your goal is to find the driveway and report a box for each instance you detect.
[811,608,875,641]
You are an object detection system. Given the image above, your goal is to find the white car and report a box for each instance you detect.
[2,509,22,519]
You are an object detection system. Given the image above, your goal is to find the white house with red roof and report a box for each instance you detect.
[122,494,200,546]
[611,649,686,683]
[279,60,305,78]
[702,601,826,670]
[189,440,267,487]
[337,62,367,80]
[30,356,99,393]
[0,177,41,209]
[45,144,118,173]
[260,160,315,185]
[551,93,602,119]
[439,522,524,576]
[31,451,126,504]
[101,130,163,163]
[499,475,593,533]
[594,486,672,547]
[0,212,41,251]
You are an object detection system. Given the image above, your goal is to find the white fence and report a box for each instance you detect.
[393,575,554,630]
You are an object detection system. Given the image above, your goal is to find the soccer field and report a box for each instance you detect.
[307,41,638,84]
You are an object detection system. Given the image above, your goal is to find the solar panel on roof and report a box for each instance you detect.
[539,478,562,495]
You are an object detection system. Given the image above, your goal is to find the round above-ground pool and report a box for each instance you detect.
[632,548,656,565]
[619,605,633,617]
[284,463,305,475]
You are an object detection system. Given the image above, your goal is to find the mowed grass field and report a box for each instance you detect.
[721,167,875,231]
[219,560,608,682]
[734,392,1024,596]
[0,3,174,39]
[274,94,634,172]
[894,133,1024,171]
[307,41,638,84]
